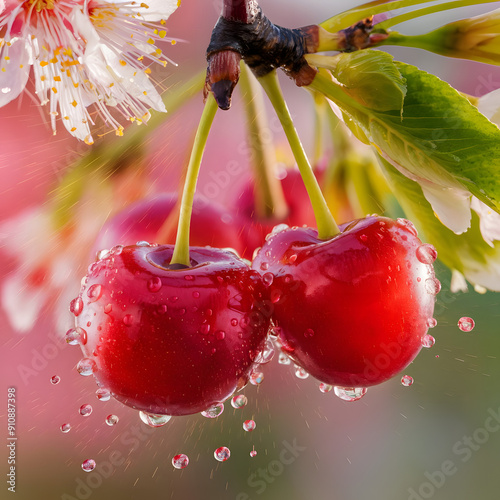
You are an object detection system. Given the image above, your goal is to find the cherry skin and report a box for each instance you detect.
[235,168,319,258]
[73,244,270,416]
[252,216,438,388]
[91,193,245,259]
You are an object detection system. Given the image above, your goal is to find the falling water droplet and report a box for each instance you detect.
[172,454,189,469]
[82,459,96,472]
[250,449,257,458]
[50,375,61,385]
[96,388,111,401]
[425,277,441,295]
[458,317,475,332]
[231,395,248,409]
[147,276,162,292]
[416,244,438,264]
[319,383,333,393]
[254,339,275,364]
[69,297,84,317]
[139,411,171,427]
[278,352,291,365]
[401,375,414,387]
[76,358,96,376]
[60,423,71,433]
[334,387,367,402]
[87,284,103,302]
[295,366,309,379]
[79,404,93,417]
[106,414,119,426]
[201,403,224,418]
[214,446,231,462]
[243,420,256,432]
[249,371,264,385]
[422,334,435,348]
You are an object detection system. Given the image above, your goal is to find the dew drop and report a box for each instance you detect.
[157,304,167,315]
[110,245,123,256]
[136,241,150,247]
[76,358,96,376]
[359,234,368,243]
[422,334,435,348]
[216,330,226,340]
[416,244,438,264]
[260,262,269,271]
[96,388,111,402]
[295,366,309,379]
[172,454,189,469]
[192,291,200,299]
[97,249,110,260]
[69,297,83,317]
[82,459,96,472]
[87,284,103,302]
[304,328,314,338]
[60,423,71,433]
[458,316,475,332]
[139,411,171,427]
[262,272,274,287]
[104,303,112,314]
[278,352,291,365]
[214,446,231,462]
[288,254,298,263]
[184,275,194,281]
[231,395,248,409]
[427,317,437,328]
[243,419,256,432]
[123,314,134,326]
[50,375,61,385]
[269,224,289,237]
[319,383,333,393]
[425,277,441,295]
[254,339,275,364]
[201,403,224,418]
[334,387,367,402]
[106,414,119,426]
[397,218,418,236]
[200,324,210,335]
[147,276,162,292]
[401,375,414,386]
[250,370,264,385]
[79,404,93,417]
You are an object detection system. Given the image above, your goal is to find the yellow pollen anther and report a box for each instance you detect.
[72,100,78,107]
[25,0,56,12]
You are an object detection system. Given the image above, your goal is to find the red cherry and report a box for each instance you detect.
[73,244,270,416]
[252,216,438,388]
[235,168,319,257]
[91,193,245,259]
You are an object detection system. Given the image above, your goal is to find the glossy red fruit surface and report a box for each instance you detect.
[74,244,270,416]
[91,193,245,259]
[235,168,318,257]
[252,216,438,387]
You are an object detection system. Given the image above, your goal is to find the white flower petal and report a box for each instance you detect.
[477,88,500,125]
[0,37,30,106]
[470,196,500,246]
[463,256,500,291]
[108,0,179,21]
[450,270,469,293]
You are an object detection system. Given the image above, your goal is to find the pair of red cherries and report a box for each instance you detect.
[71,194,437,417]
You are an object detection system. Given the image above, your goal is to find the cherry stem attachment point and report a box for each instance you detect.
[258,71,339,240]
[170,94,219,267]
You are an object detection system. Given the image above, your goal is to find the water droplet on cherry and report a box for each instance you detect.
[278,352,291,365]
[422,334,435,348]
[427,317,437,328]
[416,244,438,264]
[214,446,230,462]
[260,262,269,271]
[110,245,123,256]
[319,383,333,393]
[425,277,441,295]
[243,419,256,432]
[70,297,83,317]
[123,314,134,326]
[254,339,275,364]
[147,276,162,292]
[201,403,224,418]
[136,241,150,247]
[334,387,367,402]
[262,272,274,287]
[397,218,418,236]
[295,366,309,379]
[304,328,314,338]
[458,317,475,332]
[139,411,171,427]
[172,454,189,469]
[87,284,103,302]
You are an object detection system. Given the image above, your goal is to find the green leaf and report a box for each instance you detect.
[378,155,500,291]
[330,50,406,112]
[309,52,500,215]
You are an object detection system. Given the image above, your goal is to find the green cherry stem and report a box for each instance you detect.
[170,94,219,267]
[258,70,340,240]
[238,62,288,220]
